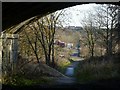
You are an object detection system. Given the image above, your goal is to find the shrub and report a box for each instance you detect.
[75,55,120,83]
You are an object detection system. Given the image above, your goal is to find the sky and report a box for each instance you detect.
[60,3,99,27]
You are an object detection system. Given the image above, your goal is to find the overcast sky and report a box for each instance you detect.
[61,3,99,27]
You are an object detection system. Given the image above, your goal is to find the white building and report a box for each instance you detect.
[67,43,73,49]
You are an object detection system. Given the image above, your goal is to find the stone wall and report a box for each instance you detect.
[0,33,19,76]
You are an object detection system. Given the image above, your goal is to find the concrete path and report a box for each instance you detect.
[54,76,77,85]
[54,58,84,85]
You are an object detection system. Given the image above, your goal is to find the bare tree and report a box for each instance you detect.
[21,10,65,67]
[94,4,119,57]
[81,12,97,59]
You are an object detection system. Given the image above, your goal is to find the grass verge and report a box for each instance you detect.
[3,75,55,86]
[75,54,120,84]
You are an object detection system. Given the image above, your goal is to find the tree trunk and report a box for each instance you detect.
[52,42,55,68]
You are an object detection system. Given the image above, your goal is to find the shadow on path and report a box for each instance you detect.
[53,58,81,85]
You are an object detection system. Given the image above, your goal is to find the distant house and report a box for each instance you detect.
[59,41,66,47]
[54,40,66,47]
[66,26,83,31]
[54,40,60,45]
[54,40,74,48]
[67,43,73,49]
[68,26,76,30]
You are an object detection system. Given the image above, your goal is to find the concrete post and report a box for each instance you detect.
[0,34,2,86]
[0,33,19,75]
[118,6,120,53]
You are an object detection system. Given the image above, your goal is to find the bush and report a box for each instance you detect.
[75,55,120,83]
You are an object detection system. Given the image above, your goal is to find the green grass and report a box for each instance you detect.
[56,58,71,74]
[3,75,54,86]
[57,63,71,74]
[69,56,81,61]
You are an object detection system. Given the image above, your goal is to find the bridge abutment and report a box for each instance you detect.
[0,33,19,80]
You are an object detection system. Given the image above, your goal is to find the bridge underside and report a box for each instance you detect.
[2,2,82,30]
[2,2,118,31]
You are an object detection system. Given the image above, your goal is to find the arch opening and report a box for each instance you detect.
[1,3,120,88]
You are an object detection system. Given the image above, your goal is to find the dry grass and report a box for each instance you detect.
[75,54,120,83]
